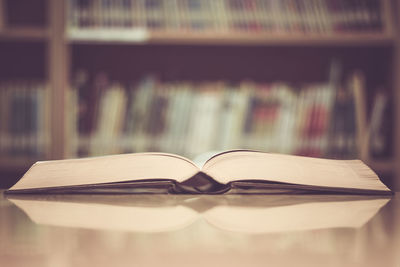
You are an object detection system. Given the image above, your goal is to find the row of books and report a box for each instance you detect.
[0,81,50,158]
[67,0,383,35]
[0,74,388,160]
[67,72,362,158]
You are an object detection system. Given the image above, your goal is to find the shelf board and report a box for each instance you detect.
[67,29,395,46]
[0,27,49,41]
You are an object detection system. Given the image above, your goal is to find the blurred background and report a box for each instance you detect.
[0,0,398,189]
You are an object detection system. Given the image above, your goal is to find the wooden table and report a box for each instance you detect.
[0,192,399,267]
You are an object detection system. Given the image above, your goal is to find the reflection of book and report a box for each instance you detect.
[7,150,392,195]
[8,195,390,233]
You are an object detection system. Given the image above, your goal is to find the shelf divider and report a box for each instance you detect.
[0,27,48,40]
[394,0,400,190]
[382,0,394,36]
[48,0,67,159]
[0,0,5,32]
[67,30,394,46]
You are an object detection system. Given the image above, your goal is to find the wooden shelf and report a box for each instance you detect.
[67,29,395,46]
[0,0,398,192]
[0,27,48,41]
[0,0,4,32]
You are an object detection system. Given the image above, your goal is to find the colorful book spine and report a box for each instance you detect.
[67,0,384,35]
[0,81,50,158]
[69,71,370,159]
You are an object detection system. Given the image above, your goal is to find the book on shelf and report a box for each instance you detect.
[6,150,392,195]
[67,0,385,38]
[90,82,127,155]
[7,194,390,233]
[185,85,222,156]
[328,71,368,159]
[68,71,365,160]
[0,81,50,158]
[368,90,390,158]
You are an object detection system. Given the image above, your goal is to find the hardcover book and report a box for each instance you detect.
[7,150,392,195]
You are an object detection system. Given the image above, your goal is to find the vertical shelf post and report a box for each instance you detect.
[0,0,5,32]
[382,0,394,36]
[48,0,68,159]
[394,0,400,190]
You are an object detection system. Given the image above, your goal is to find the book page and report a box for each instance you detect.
[202,151,390,192]
[9,153,199,191]
[193,149,255,169]
[192,150,226,169]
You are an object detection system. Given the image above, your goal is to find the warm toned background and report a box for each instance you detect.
[0,0,399,190]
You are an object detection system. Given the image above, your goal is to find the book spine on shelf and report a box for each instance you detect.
[351,71,368,159]
[68,68,370,160]
[0,81,49,158]
[368,90,389,158]
[275,84,297,154]
[90,82,127,156]
[65,84,79,158]
[0,83,9,155]
[66,0,384,36]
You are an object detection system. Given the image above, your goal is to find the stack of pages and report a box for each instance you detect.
[7,150,392,195]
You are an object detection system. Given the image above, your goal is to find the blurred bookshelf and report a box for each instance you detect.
[0,0,399,190]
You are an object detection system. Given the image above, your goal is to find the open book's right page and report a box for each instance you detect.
[201,151,391,194]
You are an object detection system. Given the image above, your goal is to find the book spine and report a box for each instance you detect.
[64,66,369,160]
[0,83,7,155]
[351,71,368,160]
[65,0,385,35]
[368,90,388,157]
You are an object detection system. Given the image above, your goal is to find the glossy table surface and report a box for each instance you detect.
[0,191,399,267]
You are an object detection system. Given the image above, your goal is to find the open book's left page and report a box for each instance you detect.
[8,153,200,192]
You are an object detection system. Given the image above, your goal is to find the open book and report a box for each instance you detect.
[6,150,392,195]
[7,194,391,233]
